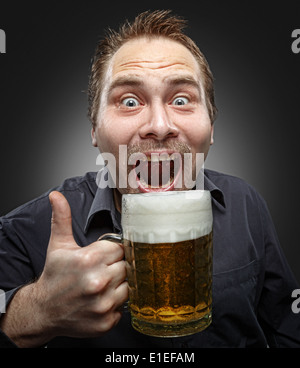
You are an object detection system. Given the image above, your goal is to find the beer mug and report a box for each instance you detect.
[99,190,213,337]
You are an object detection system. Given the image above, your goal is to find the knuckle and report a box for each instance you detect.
[98,240,124,260]
[96,297,115,315]
[97,312,121,333]
[84,275,109,295]
[80,251,94,268]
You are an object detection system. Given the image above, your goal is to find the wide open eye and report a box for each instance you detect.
[121,97,140,107]
[172,96,189,106]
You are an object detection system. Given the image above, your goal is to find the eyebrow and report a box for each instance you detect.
[107,74,202,97]
[163,75,202,95]
[107,75,144,96]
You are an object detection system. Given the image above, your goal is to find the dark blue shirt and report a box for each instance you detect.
[0,170,299,348]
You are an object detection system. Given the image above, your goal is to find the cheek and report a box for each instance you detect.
[97,118,135,154]
[98,129,121,154]
[183,120,212,152]
[100,108,142,145]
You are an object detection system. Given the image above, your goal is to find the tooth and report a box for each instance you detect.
[159,153,170,162]
[150,154,160,162]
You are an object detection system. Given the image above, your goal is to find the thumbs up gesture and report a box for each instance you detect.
[40,191,128,338]
[0,191,128,347]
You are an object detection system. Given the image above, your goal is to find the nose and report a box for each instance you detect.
[139,103,179,141]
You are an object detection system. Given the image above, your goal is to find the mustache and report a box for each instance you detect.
[127,140,192,157]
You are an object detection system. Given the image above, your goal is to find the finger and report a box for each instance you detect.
[112,281,129,311]
[107,260,127,289]
[94,240,125,266]
[49,191,76,249]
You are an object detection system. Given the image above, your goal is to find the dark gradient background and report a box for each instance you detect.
[0,1,299,283]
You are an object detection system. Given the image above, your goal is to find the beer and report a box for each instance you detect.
[122,190,213,337]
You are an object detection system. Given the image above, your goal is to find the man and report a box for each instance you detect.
[0,10,299,348]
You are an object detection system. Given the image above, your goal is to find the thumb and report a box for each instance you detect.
[49,191,76,248]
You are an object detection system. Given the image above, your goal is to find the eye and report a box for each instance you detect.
[121,97,140,108]
[172,96,189,106]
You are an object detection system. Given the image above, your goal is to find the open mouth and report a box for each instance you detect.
[134,152,182,193]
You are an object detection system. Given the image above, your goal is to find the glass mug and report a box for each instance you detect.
[99,190,213,337]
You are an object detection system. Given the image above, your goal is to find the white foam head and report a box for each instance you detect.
[121,190,213,243]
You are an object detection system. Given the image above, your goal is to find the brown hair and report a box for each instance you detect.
[88,10,217,126]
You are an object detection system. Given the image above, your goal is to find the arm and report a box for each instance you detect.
[257,198,300,347]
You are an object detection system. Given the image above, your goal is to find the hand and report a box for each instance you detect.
[0,191,128,347]
[39,191,128,338]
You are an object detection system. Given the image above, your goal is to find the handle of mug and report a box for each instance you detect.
[97,232,128,312]
[98,233,123,243]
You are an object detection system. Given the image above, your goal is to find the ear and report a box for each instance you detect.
[210,124,214,145]
[91,126,98,147]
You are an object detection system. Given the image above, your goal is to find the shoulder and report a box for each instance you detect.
[205,168,266,208]
[205,168,252,188]
[0,173,98,261]
[206,168,259,192]
[2,172,98,220]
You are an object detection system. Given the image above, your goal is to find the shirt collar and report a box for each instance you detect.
[84,170,225,233]
[204,170,226,208]
[84,185,121,234]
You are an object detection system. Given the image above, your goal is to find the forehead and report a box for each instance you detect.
[108,37,201,82]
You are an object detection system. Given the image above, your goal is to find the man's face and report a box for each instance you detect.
[92,37,214,200]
